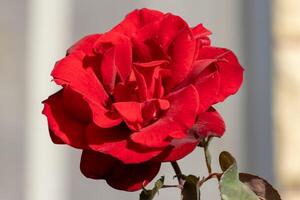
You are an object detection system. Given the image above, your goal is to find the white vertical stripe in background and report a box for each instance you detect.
[24,0,72,200]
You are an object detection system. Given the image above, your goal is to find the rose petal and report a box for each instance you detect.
[52,52,109,105]
[131,118,180,148]
[51,52,121,128]
[113,102,143,130]
[192,24,211,60]
[166,29,196,91]
[197,47,244,102]
[157,14,189,50]
[80,150,116,179]
[67,34,101,56]
[112,99,170,130]
[49,130,65,144]
[62,87,91,122]
[114,40,132,82]
[166,85,200,127]
[132,26,170,62]
[80,150,161,191]
[133,68,148,101]
[100,47,117,93]
[112,8,164,36]
[191,24,212,39]
[142,99,170,124]
[155,126,201,161]
[153,72,165,98]
[192,24,211,48]
[174,58,218,90]
[113,82,139,102]
[85,123,162,164]
[154,140,199,162]
[134,63,167,99]
[94,32,132,82]
[131,85,199,148]
[106,160,161,191]
[193,107,225,137]
[172,57,222,112]
[133,60,169,68]
[195,70,221,112]
[42,90,88,148]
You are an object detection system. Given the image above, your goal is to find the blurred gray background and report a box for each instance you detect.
[0,0,274,199]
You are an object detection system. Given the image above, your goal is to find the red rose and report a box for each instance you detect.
[42,8,243,191]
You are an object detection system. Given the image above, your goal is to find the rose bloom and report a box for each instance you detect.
[42,8,243,191]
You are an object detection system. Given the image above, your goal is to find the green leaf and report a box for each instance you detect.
[219,152,260,200]
[239,173,281,200]
[220,163,260,200]
[139,177,165,200]
[219,151,236,172]
[181,175,200,200]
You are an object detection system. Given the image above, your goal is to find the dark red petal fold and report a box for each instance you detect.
[49,130,65,144]
[42,90,88,149]
[106,159,161,191]
[112,83,139,102]
[80,150,161,191]
[62,87,92,122]
[80,150,116,179]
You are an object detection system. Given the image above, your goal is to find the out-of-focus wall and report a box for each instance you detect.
[274,0,300,199]
[0,0,26,199]
[24,0,72,200]
[243,0,274,181]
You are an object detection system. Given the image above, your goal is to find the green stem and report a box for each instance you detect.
[198,172,222,187]
[171,161,183,184]
[162,185,180,189]
[204,146,212,174]
[203,137,212,174]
